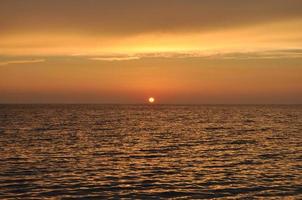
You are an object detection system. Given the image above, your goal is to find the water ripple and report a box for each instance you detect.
[0,105,301,199]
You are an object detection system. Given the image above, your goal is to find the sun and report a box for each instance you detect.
[148,97,155,103]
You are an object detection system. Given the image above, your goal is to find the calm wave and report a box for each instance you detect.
[0,105,301,199]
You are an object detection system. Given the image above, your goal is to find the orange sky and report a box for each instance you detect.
[0,0,302,104]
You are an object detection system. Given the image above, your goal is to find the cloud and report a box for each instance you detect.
[1,0,302,36]
[87,49,302,61]
[89,56,141,61]
[211,49,302,60]
[0,59,45,66]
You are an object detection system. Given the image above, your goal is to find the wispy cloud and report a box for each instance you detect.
[0,59,45,66]
[207,49,302,60]
[87,49,302,61]
[89,56,141,61]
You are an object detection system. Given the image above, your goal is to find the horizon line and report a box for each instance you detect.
[0,103,301,106]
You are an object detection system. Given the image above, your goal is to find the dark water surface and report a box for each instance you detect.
[0,105,301,199]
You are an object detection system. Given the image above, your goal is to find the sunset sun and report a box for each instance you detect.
[148,97,155,103]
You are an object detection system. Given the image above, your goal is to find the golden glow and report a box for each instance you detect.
[0,19,302,56]
[149,97,155,103]
[0,1,302,104]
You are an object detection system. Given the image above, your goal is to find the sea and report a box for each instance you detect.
[0,105,301,199]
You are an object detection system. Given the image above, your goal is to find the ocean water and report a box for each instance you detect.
[0,105,301,199]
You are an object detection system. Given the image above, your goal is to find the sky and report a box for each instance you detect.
[0,0,302,104]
